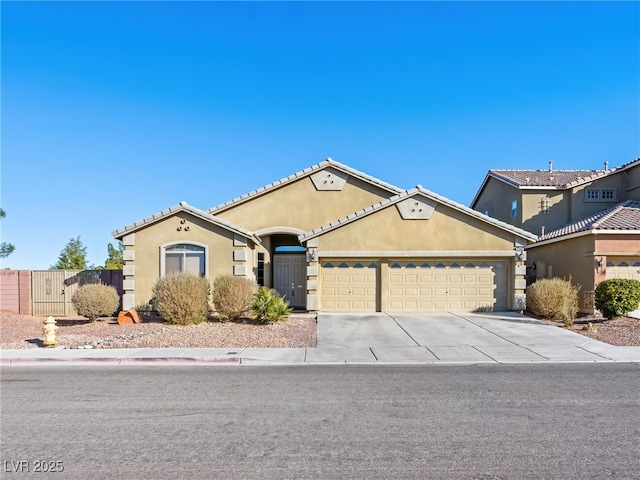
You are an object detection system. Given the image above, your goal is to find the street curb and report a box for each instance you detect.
[0,357,241,366]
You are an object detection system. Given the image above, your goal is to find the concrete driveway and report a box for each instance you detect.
[314,311,640,364]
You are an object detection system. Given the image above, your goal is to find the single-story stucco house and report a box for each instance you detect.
[113,159,537,313]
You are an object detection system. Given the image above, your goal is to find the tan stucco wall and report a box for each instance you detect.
[527,234,640,311]
[595,234,640,255]
[473,177,521,227]
[624,164,640,199]
[215,175,394,233]
[315,201,517,252]
[521,191,568,236]
[527,235,596,310]
[126,212,255,307]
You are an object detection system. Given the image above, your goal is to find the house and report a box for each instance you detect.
[471,158,640,313]
[113,158,537,314]
[471,159,640,236]
[526,200,640,313]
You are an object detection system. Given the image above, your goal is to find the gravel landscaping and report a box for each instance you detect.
[1,310,638,350]
[0,312,317,350]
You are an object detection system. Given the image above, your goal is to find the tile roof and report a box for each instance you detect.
[490,158,639,189]
[112,201,261,243]
[470,158,640,207]
[536,200,640,242]
[299,185,538,243]
[208,157,403,214]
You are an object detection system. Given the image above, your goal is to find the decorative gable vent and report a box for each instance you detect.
[310,167,348,191]
[396,196,437,220]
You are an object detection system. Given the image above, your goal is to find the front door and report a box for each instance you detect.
[273,254,307,309]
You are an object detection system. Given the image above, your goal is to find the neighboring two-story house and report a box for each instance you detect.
[471,158,640,312]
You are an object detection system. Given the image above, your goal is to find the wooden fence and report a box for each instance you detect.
[0,269,123,316]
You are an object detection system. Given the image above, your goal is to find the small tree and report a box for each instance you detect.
[595,278,640,320]
[104,242,124,270]
[0,208,15,258]
[52,236,88,270]
[72,284,120,322]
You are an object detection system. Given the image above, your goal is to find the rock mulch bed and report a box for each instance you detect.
[0,312,317,350]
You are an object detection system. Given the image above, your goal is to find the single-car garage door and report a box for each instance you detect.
[388,261,507,312]
[606,258,640,281]
[321,261,378,311]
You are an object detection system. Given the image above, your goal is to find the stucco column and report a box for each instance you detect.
[379,259,389,312]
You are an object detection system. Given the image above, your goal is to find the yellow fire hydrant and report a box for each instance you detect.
[43,316,58,347]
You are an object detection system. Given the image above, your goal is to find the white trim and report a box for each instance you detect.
[159,241,209,278]
[317,250,516,258]
[254,226,306,237]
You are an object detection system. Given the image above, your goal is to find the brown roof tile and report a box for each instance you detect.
[538,200,640,241]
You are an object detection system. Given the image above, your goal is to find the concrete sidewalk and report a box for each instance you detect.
[1,312,638,366]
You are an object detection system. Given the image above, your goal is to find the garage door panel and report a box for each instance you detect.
[321,261,379,312]
[606,258,640,281]
[388,260,508,312]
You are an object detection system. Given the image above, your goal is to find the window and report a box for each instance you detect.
[256,252,265,286]
[586,189,599,200]
[163,244,205,277]
[511,200,518,218]
[585,188,617,202]
[540,196,550,214]
[602,189,616,200]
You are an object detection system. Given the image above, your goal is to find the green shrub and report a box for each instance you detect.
[71,283,120,322]
[526,277,580,325]
[251,287,293,324]
[211,275,257,321]
[152,274,210,325]
[594,278,640,320]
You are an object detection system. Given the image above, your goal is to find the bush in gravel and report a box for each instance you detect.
[72,283,120,322]
[251,287,292,324]
[526,277,580,326]
[152,274,210,325]
[594,278,640,320]
[211,275,257,321]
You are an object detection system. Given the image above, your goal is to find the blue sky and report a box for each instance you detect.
[1,1,639,270]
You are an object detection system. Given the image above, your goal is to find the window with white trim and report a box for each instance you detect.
[584,188,617,202]
[511,200,518,218]
[163,244,205,277]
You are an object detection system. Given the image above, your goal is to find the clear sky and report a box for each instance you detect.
[1,1,639,270]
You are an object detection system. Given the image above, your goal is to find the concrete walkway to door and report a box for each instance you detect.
[313,312,640,364]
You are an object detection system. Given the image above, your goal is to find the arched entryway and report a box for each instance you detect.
[255,231,307,309]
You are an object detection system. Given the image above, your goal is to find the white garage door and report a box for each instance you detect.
[388,261,508,312]
[321,261,378,312]
[606,258,640,281]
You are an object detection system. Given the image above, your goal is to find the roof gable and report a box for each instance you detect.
[208,157,403,214]
[299,185,538,243]
[112,201,260,243]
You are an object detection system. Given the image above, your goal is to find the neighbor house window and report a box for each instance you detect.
[585,188,617,202]
[162,243,206,277]
[511,200,518,218]
[540,196,550,214]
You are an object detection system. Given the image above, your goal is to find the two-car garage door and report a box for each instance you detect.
[321,260,508,312]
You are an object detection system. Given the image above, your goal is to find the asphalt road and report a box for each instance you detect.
[1,364,639,480]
